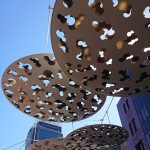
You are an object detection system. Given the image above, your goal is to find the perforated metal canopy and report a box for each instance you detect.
[2,53,106,122]
[65,124,129,149]
[51,0,150,96]
[27,124,128,150]
[27,138,66,150]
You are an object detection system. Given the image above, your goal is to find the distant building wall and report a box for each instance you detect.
[117,94,150,150]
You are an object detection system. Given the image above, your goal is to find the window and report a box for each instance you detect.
[135,140,145,150]
[129,122,134,136]
[123,99,130,114]
[143,106,149,118]
[126,99,130,109]
[139,105,150,123]
[138,112,144,124]
[123,104,127,114]
[132,118,137,132]
[146,133,150,147]
[129,118,137,136]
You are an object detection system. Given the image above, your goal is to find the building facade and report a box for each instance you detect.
[25,121,63,150]
[117,94,150,150]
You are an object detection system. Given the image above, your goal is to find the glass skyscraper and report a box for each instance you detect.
[133,94,150,148]
[117,94,150,150]
[25,121,63,150]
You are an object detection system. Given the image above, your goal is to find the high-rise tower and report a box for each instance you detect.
[25,121,63,150]
[117,94,150,150]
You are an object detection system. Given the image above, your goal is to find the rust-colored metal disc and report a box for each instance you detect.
[27,138,66,150]
[65,124,129,149]
[51,0,150,96]
[2,53,106,122]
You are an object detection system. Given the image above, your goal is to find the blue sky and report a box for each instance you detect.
[0,0,121,149]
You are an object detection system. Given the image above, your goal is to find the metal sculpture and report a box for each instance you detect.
[51,0,150,96]
[2,53,106,122]
[2,0,137,148]
[27,138,66,150]
[65,124,129,149]
[27,124,129,150]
